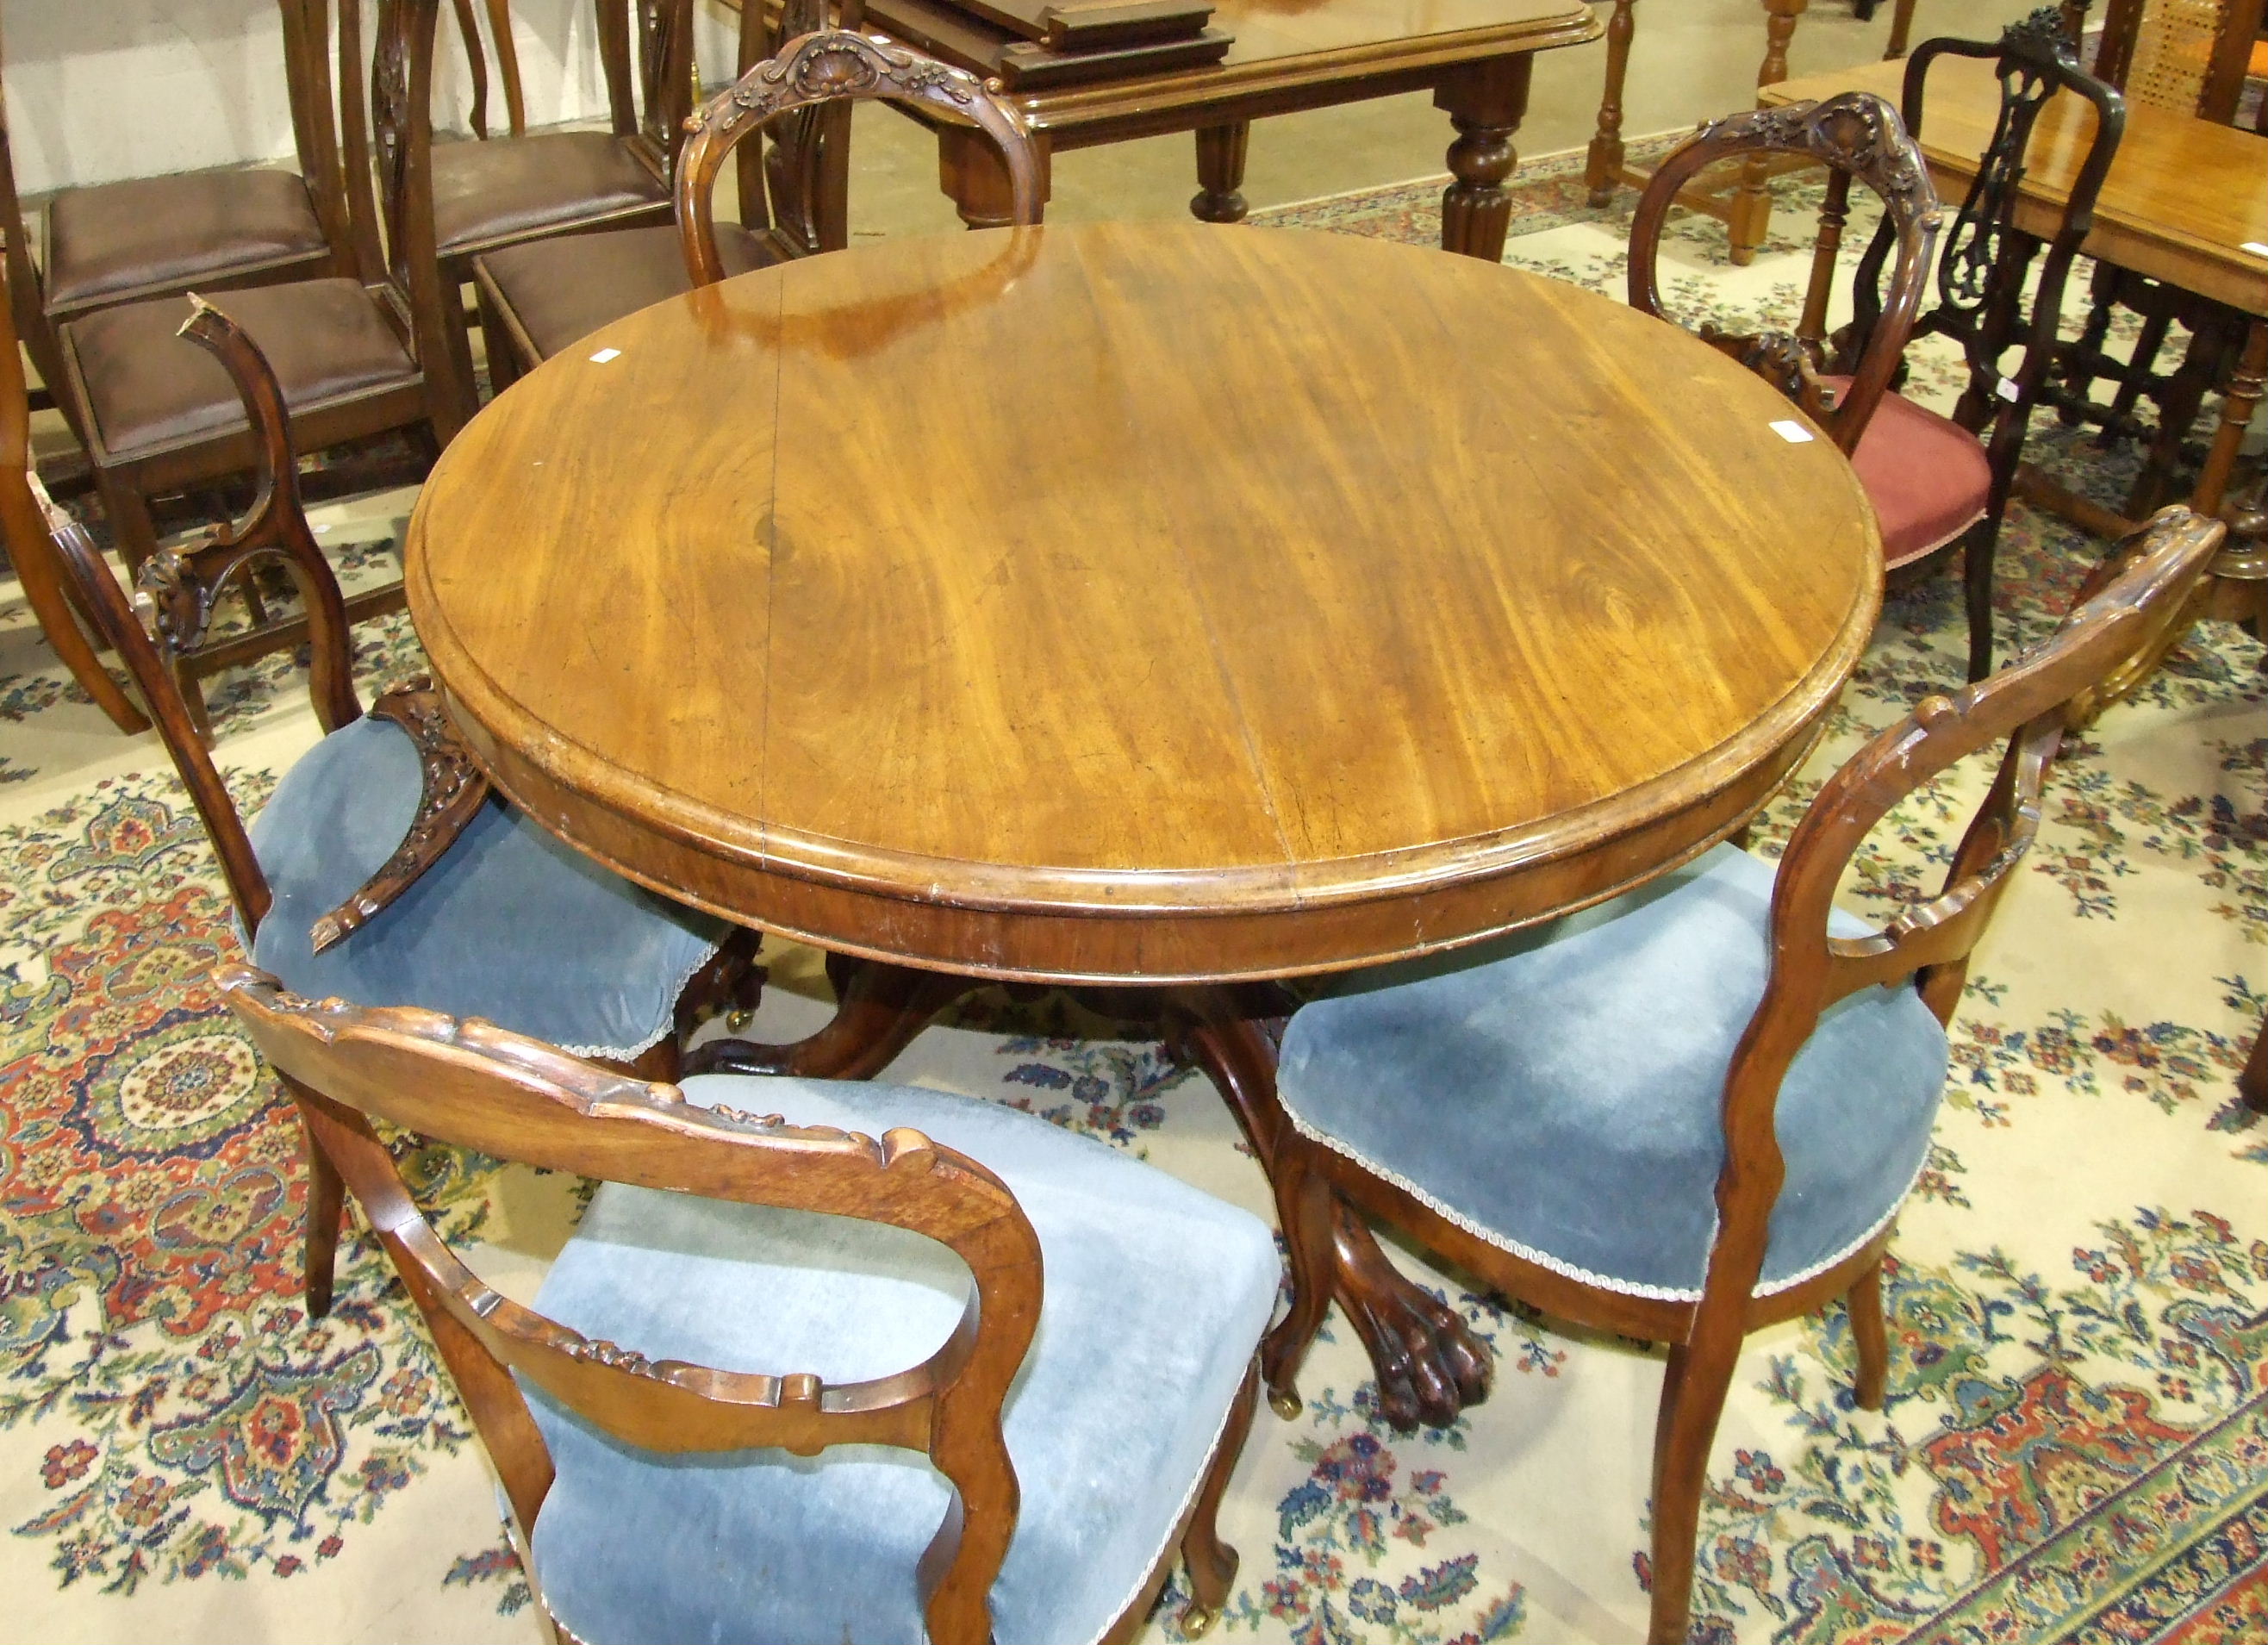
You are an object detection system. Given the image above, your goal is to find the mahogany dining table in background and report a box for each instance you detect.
[405,221,1884,1428]
[723,0,1600,259]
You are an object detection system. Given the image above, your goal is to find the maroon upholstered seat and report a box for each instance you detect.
[43,167,330,315]
[1825,375,1991,570]
[476,222,779,365]
[62,279,418,462]
[430,131,667,260]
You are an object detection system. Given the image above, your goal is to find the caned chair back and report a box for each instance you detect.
[676,28,1042,287]
[1630,91,1942,455]
[2095,0,2265,120]
[41,301,363,936]
[216,964,1044,1641]
[1698,506,2222,1316]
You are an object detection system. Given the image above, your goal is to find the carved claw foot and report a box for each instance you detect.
[1332,1206,1492,1430]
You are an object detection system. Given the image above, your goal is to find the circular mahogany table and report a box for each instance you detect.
[407,221,1883,1424]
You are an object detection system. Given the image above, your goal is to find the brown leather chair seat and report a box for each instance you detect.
[60,278,418,462]
[476,222,780,364]
[432,131,668,259]
[43,167,331,315]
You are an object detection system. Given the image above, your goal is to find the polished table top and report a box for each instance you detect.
[1766,54,2268,316]
[408,222,1881,983]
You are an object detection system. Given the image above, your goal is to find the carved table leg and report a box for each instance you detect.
[1583,0,1636,207]
[1174,994,1494,1432]
[688,956,974,1078]
[940,122,1051,229]
[1192,123,1250,223]
[1728,0,1807,266]
[1435,54,1534,263]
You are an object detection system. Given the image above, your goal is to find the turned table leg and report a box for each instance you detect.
[1584,0,1637,207]
[940,122,1052,229]
[1436,54,1535,263]
[1729,0,1807,266]
[1192,122,1251,223]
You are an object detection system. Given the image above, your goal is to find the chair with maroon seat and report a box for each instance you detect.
[368,0,700,423]
[1864,11,2123,676]
[1628,94,1953,637]
[471,10,1042,389]
[0,0,360,413]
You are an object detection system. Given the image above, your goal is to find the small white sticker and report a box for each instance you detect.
[312,523,332,533]
[1768,419,1815,444]
[2244,240,2268,257]
[588,346,621,364]
[1997,376,2021,402]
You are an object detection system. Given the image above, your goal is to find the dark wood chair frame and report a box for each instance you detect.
[1856,8,2127,679]
[0,0,362,428]
[0,253,146,733]
[33,0,446,576]
[45,297,753,1317]
[1255,505,2227,1645]
[220,965,1259,1644]
[2048,0,2265,518]
[371,0,701,426]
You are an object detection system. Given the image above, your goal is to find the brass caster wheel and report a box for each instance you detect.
[1180,1604,1221,1639]
[1268,1386,1302,1421]
[725,1007,754,1032]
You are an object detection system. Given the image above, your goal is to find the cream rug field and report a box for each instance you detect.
[0,140,2262,1644]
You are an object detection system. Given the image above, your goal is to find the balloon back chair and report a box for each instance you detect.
[220,963,1277,1642]
[1255,506,2225,1645]
[472,17,1041,387]
[45,296,755,1316]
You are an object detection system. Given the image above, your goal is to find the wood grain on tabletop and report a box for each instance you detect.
[408,221,1880,978]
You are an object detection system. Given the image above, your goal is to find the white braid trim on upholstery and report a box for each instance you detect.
[1279,1100,1928,1304]
[1081,1374,1248,1645]
[558,938,724,1062]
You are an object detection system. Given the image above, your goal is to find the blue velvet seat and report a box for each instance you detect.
[1276,843,1951,1302]
[248,714,727,1060]
[521,1073,1280,1645]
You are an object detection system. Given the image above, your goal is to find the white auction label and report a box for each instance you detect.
[589,347,622,364]
[1769,419,1816,444]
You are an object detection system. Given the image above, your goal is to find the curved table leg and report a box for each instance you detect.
[1176,997,1493,1432]
[688,956,974,1079]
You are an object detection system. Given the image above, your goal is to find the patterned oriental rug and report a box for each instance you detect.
[1,140,2264,1645]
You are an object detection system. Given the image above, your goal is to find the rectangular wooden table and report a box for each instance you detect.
[727,0,1600,259]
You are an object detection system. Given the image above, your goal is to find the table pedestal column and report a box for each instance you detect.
[694,956,1496,1430]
